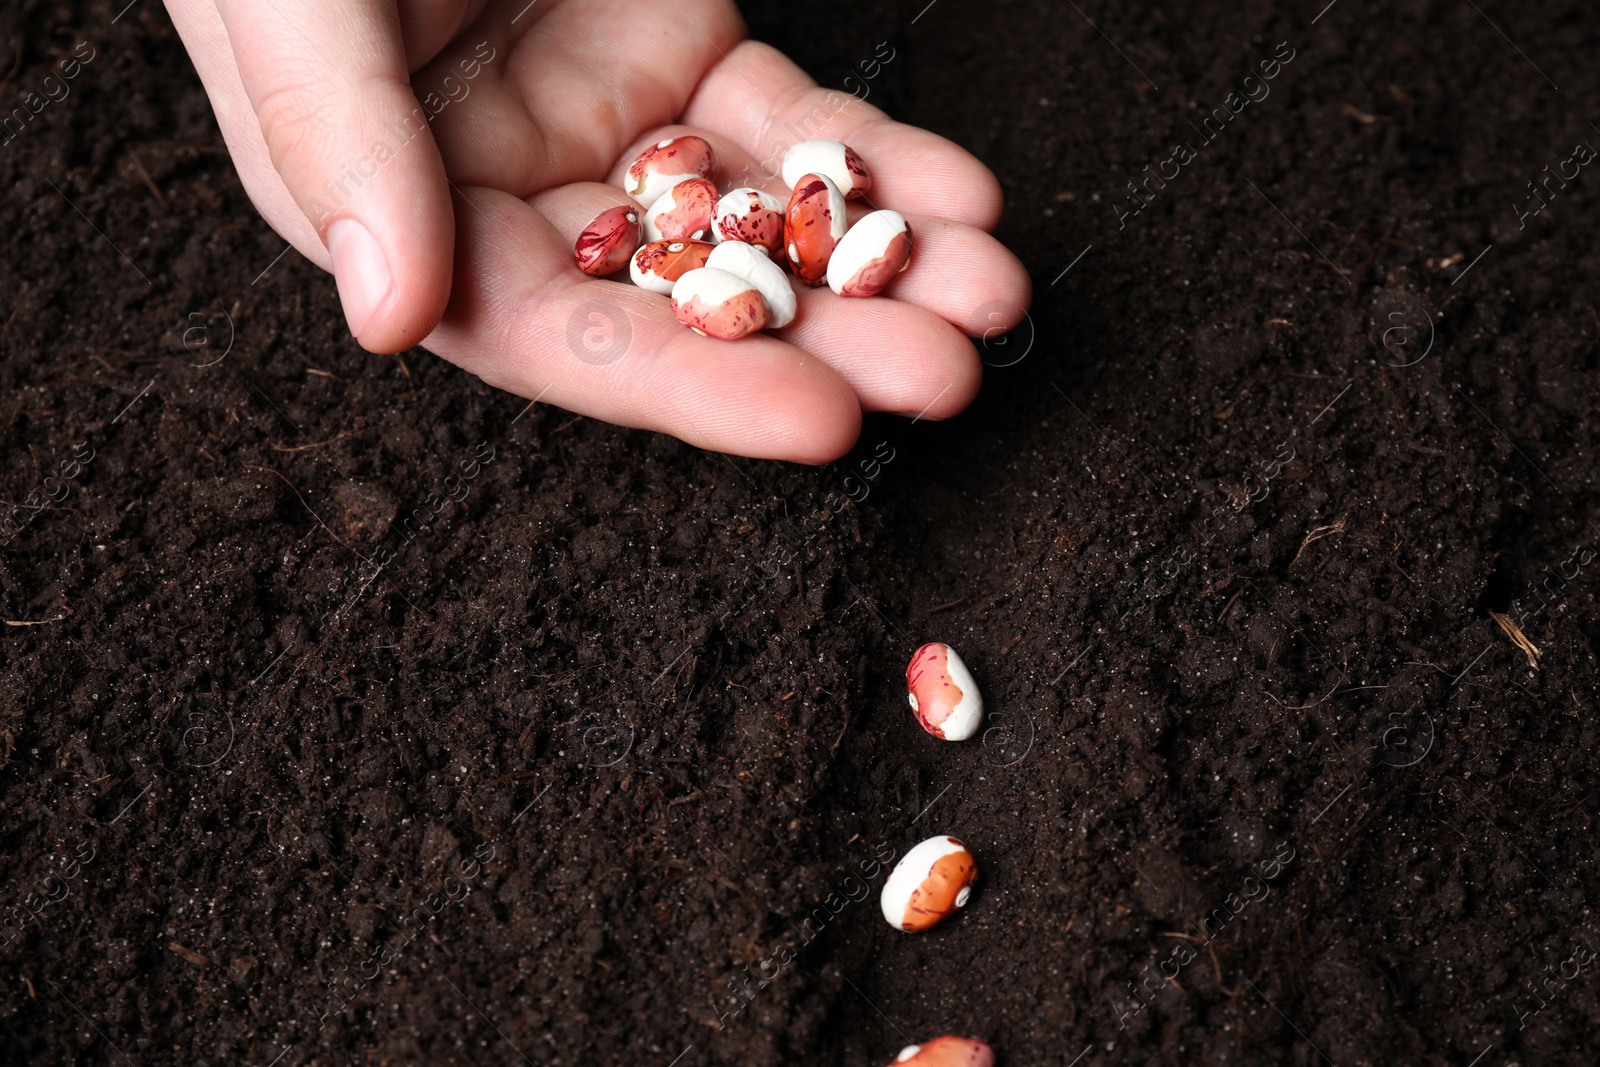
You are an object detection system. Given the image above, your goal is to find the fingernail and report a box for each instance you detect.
[326,218,392,339]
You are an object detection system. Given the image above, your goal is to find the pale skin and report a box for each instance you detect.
[166,0,1032,462]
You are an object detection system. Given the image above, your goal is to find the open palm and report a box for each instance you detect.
[168,0,1031,462]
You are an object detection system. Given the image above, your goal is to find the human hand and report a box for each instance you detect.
[165,0,1031,462]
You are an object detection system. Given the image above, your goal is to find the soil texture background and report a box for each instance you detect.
[3,1,1600,1064]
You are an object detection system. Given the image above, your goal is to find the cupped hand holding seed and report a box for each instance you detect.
[167,0,1032,462]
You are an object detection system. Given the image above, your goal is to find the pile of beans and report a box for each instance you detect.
[573,136,914,340]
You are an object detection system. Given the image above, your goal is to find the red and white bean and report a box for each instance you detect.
[713,188,786,257]
[706,241,796,329]
[888,1038,995,1067]
[906,642,983,741]
[785,173,849,287]
[626,135,716,208]
[630,239,715,295]
[643,177,718,243]
[782,139,873,200]
[670,268,770,341]
[573,205,642,277]
[827,210,913,297]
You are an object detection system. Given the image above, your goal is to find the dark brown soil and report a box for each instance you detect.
[4,1,1600,1064]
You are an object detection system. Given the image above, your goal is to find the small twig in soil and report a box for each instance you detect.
[5,614,67,626]
[1210,942,1242,997]
[832,704,851,754]
[929,597,969,614]
[1261,675,1344,710]
[1290,515,1347,568]
[168,942,211,967]
[1216,589,1244,625]
[1489,611,1542,669]
[240,463,366,560]
[269,429,358,453]
[1340,102,1378,124]
[128,149,168,212]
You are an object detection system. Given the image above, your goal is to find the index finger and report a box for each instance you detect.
[679,40,1005,231]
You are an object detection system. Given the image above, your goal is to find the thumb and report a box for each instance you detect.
[214,0,454,353]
